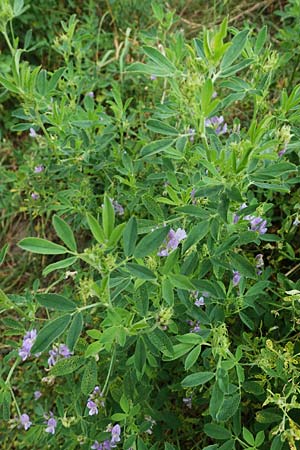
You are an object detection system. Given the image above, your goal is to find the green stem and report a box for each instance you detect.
[2,30,14,55]
[9,386,21,418]
[102,346,116,394]
[5,358,19,385]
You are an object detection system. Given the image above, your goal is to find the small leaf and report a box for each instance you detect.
[140,139,175,158]
[42,256,77,276]
[36,293,77,311]
[182,371,215,387]
[183,220,210,252]
[66,312,84,351]
[168,274,195,290]
[123,217,138,257]
[81,358,98,395]
[87,214,105,244]
[221,29,249,69]
[0,244,8,265]
[50,355,85,376]
[143,46,176,74]
[146,119,178,136]
[134,337,146,375]
[102,194,115,239]
[134,226,170,258]
[204,423,232,440]
[18,238,69,255]
[31,315,71,353]
[52,215,77,252]
[126,263,156,280]
[184,345,201,371]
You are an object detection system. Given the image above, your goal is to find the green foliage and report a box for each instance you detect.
[1,1,300,450]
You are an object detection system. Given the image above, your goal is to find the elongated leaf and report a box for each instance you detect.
[183,220,210,252]
[143,46,176,73]
[18,238,69,255]
[102,194,115,238]
[204,423,232,440]
[31,315,71,353]
[107,223,126,248]
[42,256,77,276]
[123,217,138,257]
[66,312,83,351]
[230,252,256,278]
[81,358,98,395]
[0,243,8,265]
[50,355,84,376]
[134,337,146,375]
[168,274,195,290]
[36,293,77,311]
[126,263,156,280]
[134,226,170,258]
[162,278,174,306]
[87,214,105,244]
[182,371,215,387]
[52,215,77,252]
[221,29,249,69]
[184,345,201,371]
[146,119,178,136]
[140,139,174,158]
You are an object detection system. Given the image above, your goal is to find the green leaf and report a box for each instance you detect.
[50,355,84,376]
[134,226,170,258]
[168,274,195,290]
[36,293,77,311]
[230,252,256,278]
[31,315,71,353]
[0,75,20,94]
[143,46,176,74]
[81,358,98,395]
[102,194,115,239]
[243,427,255,446]
[134,337,146,375]
[85,341,103,357]
[146,119,178,136]
[175,205,208,218]
[0,243,8,265]
[204,423,232,440]
[66,312,83,351]
[140,138,175,158]
[221,29,249,69]
[162,278,174,306]
[107,223,126,248]
[52,215,77,252]
[126,263,156,280]
[87,214,105,244]
[149,328,174,356]
[184,345,201,371]
[182,371,215,387]
[254,26,267,55]
[183,220,210,252]
[18,238,69,255]
[239,311,255,330]
[123,217,138,257]
[201,79,213,115]
[42,256,77,276]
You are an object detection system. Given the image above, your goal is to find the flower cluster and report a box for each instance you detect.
[20,413,32,430]
[188,320,201,333]
[18,329,37,361]
[91,424,121,449]
[34,165,44,173]
[188,128,196,142]
[205,116,227,135]
[144,415,156,434]
[157,228,187,256]
[255,254,264,275]
[234,203,268,235]
[48,344,72,367]
[232,270,241,287]
[29,127,37,138]
[182,397,192,409]
[87,386,105,416]
[111,199,124,216]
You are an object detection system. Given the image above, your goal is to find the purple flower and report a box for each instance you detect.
[293,217,300,226]
[278,147,286,157]
[194,297,205,307]
[20,413,32,430]
[190,188,196,204]
[48,343,72,367]
[34,390,42,400]
[189,320,201,333]
[19,329,37,361]
[91,441,105,450]
[150,74,157,80]
[110,199,124,216]
[255,254,264,275]
[249,217,267,234]
[233,270,241,287]
[45,413,57,434]
[29,127,37,138]
[87,400,98,416]
[34,165,44,173]
[205,116,228,135]
[158,228,187,257]
[183,397,192,409]
[87,91,94,98]
[188,128,196,143]
[110,424,121,447]
[212,91,218,98]
[31,192,40,200]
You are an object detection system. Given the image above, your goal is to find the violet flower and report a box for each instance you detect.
[150,74,157,80]
[110,198,124,216]
[19,329,37,361]
[45,412,57,434]
[255,254,264,275]
[293,217,300,226]
[188,128,195,143]
[86,91,94,98]
[34,390,42,400]
[158,228,187,257]
[48,343,72,367]
[205,116,227,135]
[188,320,201,333]
[29,128,37,138]
[278,147,286,157]
[110,424,121,447]
[183,397,192,409]
[232,271,241,287]
[34,165,44,173]
[31,192,40,200]
[20,413,32,431]
[86,386,105,416]
[87,400,98,416]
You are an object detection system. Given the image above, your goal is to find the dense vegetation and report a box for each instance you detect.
[0,1,300,449]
